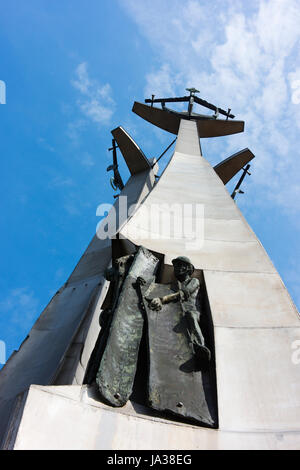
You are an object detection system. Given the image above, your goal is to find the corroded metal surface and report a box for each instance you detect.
[96,247,159,406]
[141,282,215,427]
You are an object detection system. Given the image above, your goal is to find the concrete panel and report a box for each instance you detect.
[123,216,256,244]
[11,385,300,450]
[73,280,110,385]
[215,327,300,431]
[120,237,275,273]
[174,119,202,156]
[205,270,300,327]
[204,218,257,242]
[53,278,110,385]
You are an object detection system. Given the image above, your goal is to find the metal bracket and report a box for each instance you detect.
[231,164,251,200]
[107,138,124,191]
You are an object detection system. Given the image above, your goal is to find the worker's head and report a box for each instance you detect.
[172,256,194,281]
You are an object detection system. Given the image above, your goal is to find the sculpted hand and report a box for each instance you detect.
[149,297,162,311]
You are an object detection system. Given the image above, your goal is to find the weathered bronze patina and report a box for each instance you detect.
[140,255,213,425]
[84,253,134,386]
[96,246,159,406]
[147,256,211,366]
[93,247,215,426]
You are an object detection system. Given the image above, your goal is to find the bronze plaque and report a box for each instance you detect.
[142,282,214,426]
[96,247,159,406]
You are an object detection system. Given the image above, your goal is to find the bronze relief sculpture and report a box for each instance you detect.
[86,246,217,427]
[147,256,211,366]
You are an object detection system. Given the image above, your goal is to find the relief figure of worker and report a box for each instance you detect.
[149,256,211,366]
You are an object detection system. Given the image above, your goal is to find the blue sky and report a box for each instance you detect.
[0,0,299,367]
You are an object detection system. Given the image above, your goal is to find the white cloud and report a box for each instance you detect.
[144,64,181,99]
[255,0,300,57]
[80,98,113,125]
[71,62,115,126]
[121,0,300,219]
[71,62,91,94]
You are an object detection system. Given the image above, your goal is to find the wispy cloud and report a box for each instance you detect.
[71,62,115,126]
[55,267,66,282]
[48,175,74,188]
[66,119,86,146]
[144,64,181,99]
[80,152,95,168]
[63,198,81,216]
[0,287,39,329]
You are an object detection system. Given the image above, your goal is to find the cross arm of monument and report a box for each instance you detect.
[132,100,244,137]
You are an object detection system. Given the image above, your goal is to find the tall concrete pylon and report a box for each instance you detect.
[0,92,299,450]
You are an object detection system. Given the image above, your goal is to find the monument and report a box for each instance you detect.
[0,89,299,450]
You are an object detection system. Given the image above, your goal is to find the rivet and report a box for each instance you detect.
[177,402,183,408]
[114,393,120,400]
